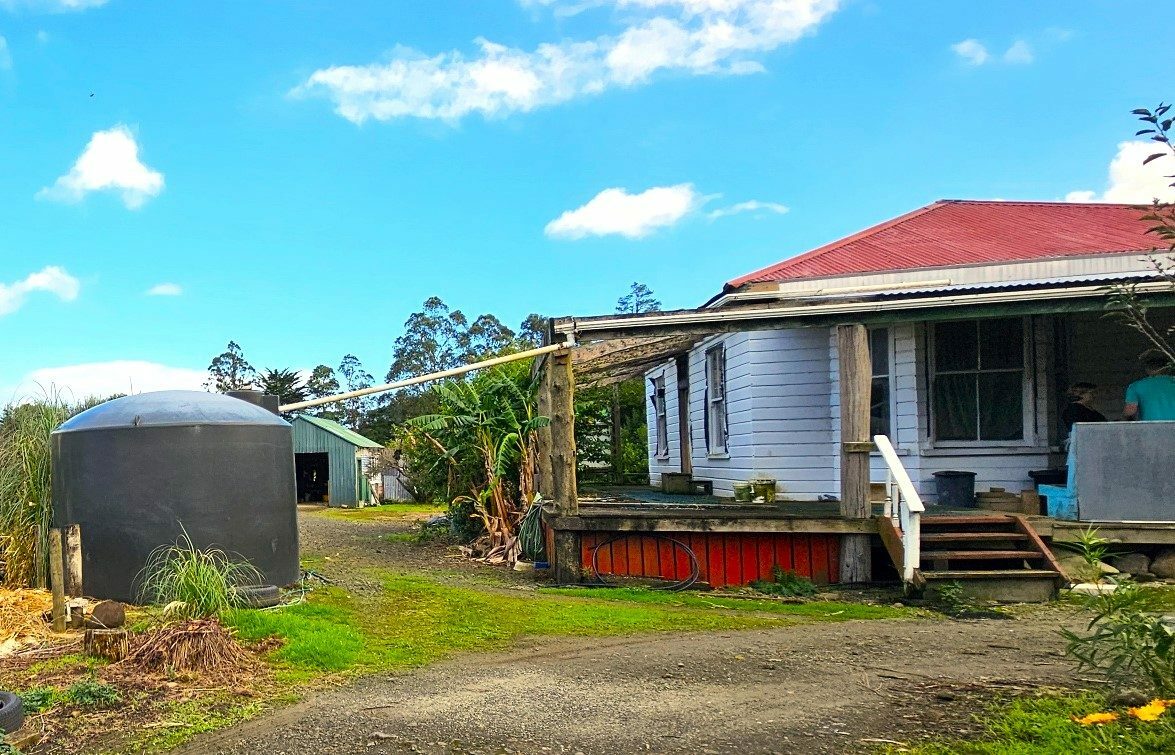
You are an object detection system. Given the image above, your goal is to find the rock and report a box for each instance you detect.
[85,600,126,629]
[1057,554,1117,582]
[1135,572,1159,583]
[1108,553,1151,575]
[1151,548,1175,579]
[1108,690,1149,707]
[369,732,392,740]
[1068,582,1118,596]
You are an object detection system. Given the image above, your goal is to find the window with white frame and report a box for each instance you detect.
[651,374,668,458]
[931,318,1027,442]
[869,327,892,439]
[705,345,727,454]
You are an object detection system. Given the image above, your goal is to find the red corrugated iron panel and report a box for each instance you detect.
[728,201,1158,287]
[580,532,841,588]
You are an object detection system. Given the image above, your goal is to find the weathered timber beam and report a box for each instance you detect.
[545,515,878,535]
[838,323,873,583]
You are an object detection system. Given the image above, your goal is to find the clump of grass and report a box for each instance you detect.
[0,393,88,588]
[138,529,262,619]
[751,567,819,597]
[890,691,1175,754]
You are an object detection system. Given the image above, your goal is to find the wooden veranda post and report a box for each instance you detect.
[544,333,581,584]
[535,355,554,498]
[838,323,873,583]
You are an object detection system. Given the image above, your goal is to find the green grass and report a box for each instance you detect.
[225,572,911,680]
[315,502,445,522]
[891,692,1175,754]
[121,694,271,753]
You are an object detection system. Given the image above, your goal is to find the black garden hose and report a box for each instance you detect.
[589,534,701,591]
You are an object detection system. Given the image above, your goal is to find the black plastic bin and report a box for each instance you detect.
[1028,468,1068,489]
[933,470,977,508]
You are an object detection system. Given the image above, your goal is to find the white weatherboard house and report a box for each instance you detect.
[639,200,1173,503]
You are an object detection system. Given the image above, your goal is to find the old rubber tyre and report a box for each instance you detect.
[0,690,25,734]
[232,584,282,609]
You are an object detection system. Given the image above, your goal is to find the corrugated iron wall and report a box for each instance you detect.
[580,531,840,587]
[292,418,359,507]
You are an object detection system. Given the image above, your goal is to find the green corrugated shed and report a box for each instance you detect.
[292,415,383,507]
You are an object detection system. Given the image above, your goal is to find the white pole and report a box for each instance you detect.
[279,341,574,412]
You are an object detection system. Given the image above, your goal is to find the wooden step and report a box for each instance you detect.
[921,532,1029,542]
[921,549,1043,561]
[922,515,1013,526]
[921,569,1061,579]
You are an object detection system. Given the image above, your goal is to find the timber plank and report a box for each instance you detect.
[920,549,1043,560]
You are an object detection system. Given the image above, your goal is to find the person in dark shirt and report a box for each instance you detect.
[1062,382,1107,438]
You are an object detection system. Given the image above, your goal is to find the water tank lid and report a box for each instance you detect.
[54,390,291,433]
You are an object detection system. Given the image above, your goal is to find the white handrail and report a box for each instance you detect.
[873,434,924,587]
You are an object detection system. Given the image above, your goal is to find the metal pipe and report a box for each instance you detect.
[279,341,574,412]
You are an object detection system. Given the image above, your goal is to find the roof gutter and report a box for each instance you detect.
[555,281,1172,337]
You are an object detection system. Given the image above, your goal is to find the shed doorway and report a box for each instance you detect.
[295,452,330,504]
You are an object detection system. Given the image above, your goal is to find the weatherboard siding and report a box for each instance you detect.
[293,419,360,507]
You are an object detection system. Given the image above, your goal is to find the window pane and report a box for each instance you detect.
[870,328,889,377]
[979,319,1024,370]
[934,321,978,372]
[934,373,977,440]
[979,372,1024,440]
[870,376,890,438]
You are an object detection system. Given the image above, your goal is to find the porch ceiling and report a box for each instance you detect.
[571,334,701,386]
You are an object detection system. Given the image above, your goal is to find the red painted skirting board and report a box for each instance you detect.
[580,532,841,587]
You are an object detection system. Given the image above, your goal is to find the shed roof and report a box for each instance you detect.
[727,200,1158,288]
[294,415,383,449]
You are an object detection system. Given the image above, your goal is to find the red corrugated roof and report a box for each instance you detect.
[727,200,1159,288]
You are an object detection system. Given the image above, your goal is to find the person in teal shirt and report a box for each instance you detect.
[1124,354,1175,421]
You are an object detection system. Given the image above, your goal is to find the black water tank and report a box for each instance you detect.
[51,390,299,602]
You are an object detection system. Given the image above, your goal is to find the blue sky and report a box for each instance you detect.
[0,0,1170,400]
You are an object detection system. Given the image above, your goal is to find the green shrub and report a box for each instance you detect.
[138,529,262,619]
[1063,580,1175,695]
[65,679,120,707]
[751,567,818,597]
[19,687,57,713]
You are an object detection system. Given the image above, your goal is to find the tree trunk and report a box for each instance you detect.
[84,629,130,661]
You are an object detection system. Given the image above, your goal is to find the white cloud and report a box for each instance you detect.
[38,125,164,209]
[0,265,80,316]
[145,282,183,296]
[0,1,109,11]
[707,199,788,220]
[1002,40,1033,64]
[951,38,988,66]
[294,0,841,123]
[4,361,208,404]
[1066,141,1175,204]
[546,183,701,239]
[0,36,11,70]
[953,38,1034,66]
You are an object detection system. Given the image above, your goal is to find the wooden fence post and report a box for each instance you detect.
[838,323,873,583]
[65,523,83,598]
[49,528,67,632]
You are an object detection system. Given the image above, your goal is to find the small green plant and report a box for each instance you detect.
[65,678,120,708]
[19,687,57,713]
[138,528,262,619]
[751,567,818,597]
[930,580,975,616]
[1063,580,1175,695]
[1056,526,1118,583]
